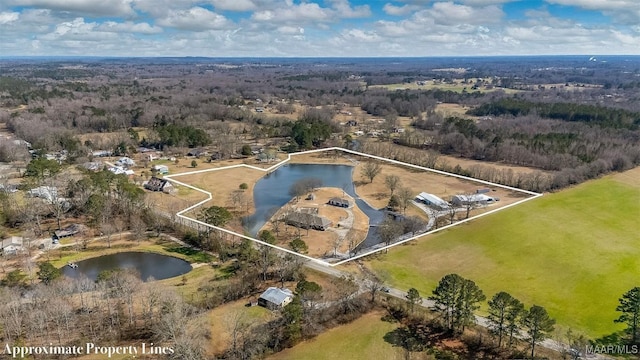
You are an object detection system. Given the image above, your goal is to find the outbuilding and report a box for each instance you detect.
[415,192,449,210]
[152,164,169,175]
[451,194,495,206]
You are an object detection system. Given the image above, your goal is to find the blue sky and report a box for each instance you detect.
[0,0,638,56]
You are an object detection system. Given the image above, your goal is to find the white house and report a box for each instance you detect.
[116,157,136,167]
[416,192,449,210]
[258,287,293,310]
[1,236,25,256]
[27,186,58,203]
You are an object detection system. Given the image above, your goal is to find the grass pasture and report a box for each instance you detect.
[269,312,407,360]
[369,79,520,94]
[367,168,640,338]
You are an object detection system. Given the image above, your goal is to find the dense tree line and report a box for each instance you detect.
[468,98,640,129]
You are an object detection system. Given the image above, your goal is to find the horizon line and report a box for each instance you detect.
[1,54,640,60]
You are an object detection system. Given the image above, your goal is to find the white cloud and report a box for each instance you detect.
[39,17,119,42]
[9,0,136,17]
[327,0,371,18]
[0,11,19,24]
[157,7,231,31]
[340,29,381,42]
[209,0,257,12]
[383,3,420,16]
[277,25,304,35]
[252,2,331,22]
[425,2,503,25]
[545,0,640,23]
[99,21,162,34]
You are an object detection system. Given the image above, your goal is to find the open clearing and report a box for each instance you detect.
[268,312,406,360]
[369,79,520,94]
[366,167,640,338]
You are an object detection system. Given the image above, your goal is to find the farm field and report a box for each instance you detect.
[369,79,521,94]
[268,312,407,360]
[366,167,640,338]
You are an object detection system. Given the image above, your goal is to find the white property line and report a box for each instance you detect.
[164,147,543,267]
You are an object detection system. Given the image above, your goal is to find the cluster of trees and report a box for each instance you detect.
[289,109,336,150]
[0,268,206,359]
[468,98,640,129]
[428,274,555,359]
[153,123,211,149]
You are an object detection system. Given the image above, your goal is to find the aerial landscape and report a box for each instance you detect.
[1,1,639,360]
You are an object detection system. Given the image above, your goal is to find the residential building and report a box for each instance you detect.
[285,211,331,231]
[328,197,350,208]
[1,236,25,256]
[54,224,82,241]
[144,176,175,193]
[258,287,293,310]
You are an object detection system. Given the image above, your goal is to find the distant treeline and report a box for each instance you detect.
[468,98,640,129]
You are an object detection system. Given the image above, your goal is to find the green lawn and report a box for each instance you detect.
[368,171,640,339]
[269,312,405,360]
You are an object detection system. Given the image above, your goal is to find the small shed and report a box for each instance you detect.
[152,164,169,175]
[328,197,350,208]
[258,287,293,310]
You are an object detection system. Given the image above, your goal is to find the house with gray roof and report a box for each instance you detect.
[328,197,350,208]
[285,211,331,231]
[258,287,293,310]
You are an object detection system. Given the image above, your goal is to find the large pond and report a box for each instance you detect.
[243,163,386,249]
[61,252,192,282]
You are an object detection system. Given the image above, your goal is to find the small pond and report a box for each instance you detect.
[61,252,192,282]
[243,163,386,249]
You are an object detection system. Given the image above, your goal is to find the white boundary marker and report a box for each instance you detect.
[164,147,543,266]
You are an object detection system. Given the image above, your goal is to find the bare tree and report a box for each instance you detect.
[361,161,382,183]
[225,311,251,359]
[384,174,401,197]
[101,222,115,248]
[396,187,414,214]
[378,217,404,251]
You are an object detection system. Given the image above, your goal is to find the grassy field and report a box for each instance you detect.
[366,168,640,338]
[269,312,407,360]
[369,80,520,94]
